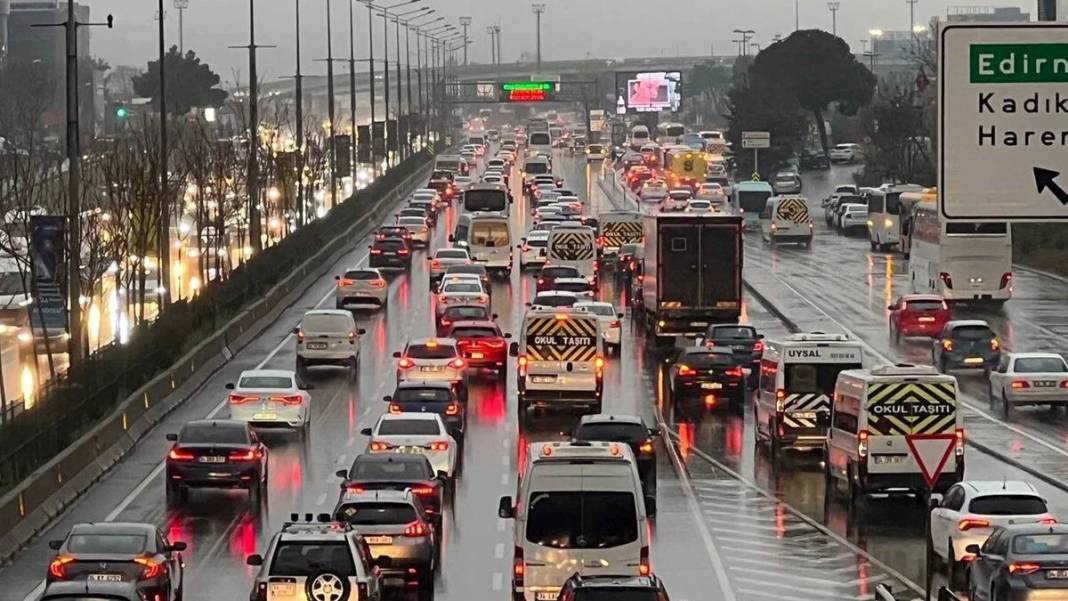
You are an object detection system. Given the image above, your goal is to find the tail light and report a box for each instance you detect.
[536,278,545,286]
[431,260,440,268]
[410,486,435,496]
[1008,562,1041,575]
[594,357,606,369]
[725,366,743,378]
[858,430,869,458]
[639,440,654,454]
[639,545,650,576]
[48,556,74,579]
[229,448,263,462]
[438,294,447,304]
[775,389,785,413]
[397,248,411,255]
[522,245,530,252]
[991,338,1000,351]
[518,355,528,376]
[956,428,965,457]
[370,441,393,451]
[942,339,954,352]
[427,441,449,451]
[439,318,452,328]
[403,521,428,537]
[939,272,953,289]
[610,320,621,328]
[513,546,525,586]
[357,583,368,601]
[133,557,162,580]
[677,364,696,377]
[346,486,365,494]
[271,395,304,405]
[229,393,259,404]
[1000,272,1013,289]
[370,279,386,288]
[1011,380,1030,389]
[337,278,354,287]
[484,339,506,349]
[388,403,401,414]
[450,358,466,369]
[958,518,990,531]
[397,358,414,369]
[168,448,195,462]
[296,330,305,343]
[753,340,765,353]
[445,403,460,416]
[1060,381,1068,389]
[1040,517,1057,525]
[349,331,357,343]
[257,582,268,601]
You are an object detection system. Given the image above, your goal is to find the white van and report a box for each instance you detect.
[498,441,650,601]
[825,364,963,504]
[527,130,552,157]
[760,195,814,247]
[756,333,864,454]
[465,213,512,277]
[546,225,598,285]
[510,306,604,414]
[630,125,650,146]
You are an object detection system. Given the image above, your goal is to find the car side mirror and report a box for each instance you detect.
[504,333,512,339]
[336,469,348,479]
[165,433,178,441]
[334,275,340,281]
[509,342,519,357]
[618,313,625,319]
[358,328,367,336]
[966,544,981,556]
[436,470,448,480]
[292,326,300,334]
[448,235,455,242]
[498,496,515,519]
[757,334,765,339]
[492,313,499,319]
[360,427,372,436]
[649,427,660,437]
[48,539,63,550]
[246,554,263,566]
[169,541,188,552]
[382,395,392,402]
[392,351,401,358]
[224,383,235,390]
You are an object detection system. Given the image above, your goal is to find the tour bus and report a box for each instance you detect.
[866,183,924,252]
[898,187,936,256]
[907,195,1013,304]
[732,180,774,231]
[462,182,511,217]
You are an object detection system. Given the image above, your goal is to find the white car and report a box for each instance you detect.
[575,301,623,353]
[839,206,869,231]
[394,338,469,400]
[482,173,504,185]
[554,196,582,212]
[930,480,1054,587]
[639,181,669,202]
[452,175,473,191]
[585,143,608,161]
[295,309,364,377]
[535,183,558,200]
[550,277,596,299]
[428,247,471,285]
[226,369,311,433]
[772,170,802,194]
[988,352,1068,417]
[412,188,443,209]
[663,189,692,212]
[534,207,563,223]
[335,267,388,310]
[436,278,489,314]
[486,158,506,171]
[362,413,459,479]
[530,290,579,308]
[519,231,549,270]
[686,199,713,213]
[829,143,863,163]
[397,215,430,247]
[696,182,726,200]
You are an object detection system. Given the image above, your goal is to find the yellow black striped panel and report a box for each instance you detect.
[550,232,596,261]
[775,197,810,223]
[525,316,598,362]
[866,382,957,435]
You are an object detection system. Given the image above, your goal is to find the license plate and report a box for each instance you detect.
[732,345,750,352]
[254,413,278,420]
[420,366,440,372]
[918,316,936,322]
[470,352,484,359]
[366,535,394,545]
[964,357,985,364]
[701,382,723,389]
[531,375,557,383]
[535,593,559,601]
[874,454,906,465]
[269,582,295,596]
[382,252,395,256]
[402,446,423,454]
[1034,381,1057,388]
[88,574,124,582]
[199,456,226,463]
[306,342,328,350]
[1048,570,1068,579]
[790,412,818,420]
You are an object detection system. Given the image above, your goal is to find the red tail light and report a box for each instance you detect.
[410,486,435,496]
[725,366,743,378]
[49,556,74,579]
[370,248,383,255]
[370,279,386,288]
[677,364,696,377]
[753,340,765,353]
[403,521,428,537]
[427,441,449,451]
[1040,517,1057,525]
[228,448,262,462]
[168,448,196,461]
[450,358,466,369]
[639,545,650,576]
[610,320,621,328]
[939,272,953,289]
[958,518,990,531]
[1008,562,1041,575]
[346,486,365,494]
[337,278,354,287]
[1000,272,1013,289]
[445,403,460,416]
[858,430,869,458]
[483,338,506,349]
[370,441,393,451]
[1060,381,1068,389]
[1011,380,1030,389]
[397,248,411,255]
[956,428,966,457]
[271,395,304,405]
[388,403,401,414]
[513,547,525,586]
[397,358,414,369]
[133,557,162,580]
[431,260,440,268]
[942,339,954,352]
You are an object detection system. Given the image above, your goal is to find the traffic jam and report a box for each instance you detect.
[12,109,1068,601]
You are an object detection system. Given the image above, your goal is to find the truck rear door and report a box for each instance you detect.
[700,222,741,312]
[658,223,702,308]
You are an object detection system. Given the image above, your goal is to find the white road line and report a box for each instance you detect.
[497,519,507,532]
[494,542,504,559]
[500,472,509,485]
[710,527,801,541]
[732,576,861,595]
[316,493,328,506]
[492,572,503,591]
[735,587,862,601]
[732,565,889,588]
[500,455,509,466]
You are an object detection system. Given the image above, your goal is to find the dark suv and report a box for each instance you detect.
[556,574,671,601]
[933,320,1001,373]
[702,324,764,387]
[571,414,659,516]
[369,238,412,270]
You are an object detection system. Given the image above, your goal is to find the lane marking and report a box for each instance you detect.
[735,587,863,601]
[316,493,328,506]
[733,566,890,588]
[494,542,504,559]
[492,572,503,591]
[500,473,508,486]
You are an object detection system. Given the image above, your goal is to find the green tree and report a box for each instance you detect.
[855,86,934,186]
[132,46,228,116]
[725,81,807,178]
[748,30,875,155]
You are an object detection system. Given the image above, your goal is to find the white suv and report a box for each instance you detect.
[296,310,365,379]
[335,268,388,310]
[394,338,469,401]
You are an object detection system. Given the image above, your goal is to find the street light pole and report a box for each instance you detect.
[394,15,403,158]
[495,24,501,65]
[827,1,839,36]
[174,0,188,53]
[795,0,800,31]
[531,3,544,72]
[486,26,494,65]
[907,0,919,54]
[348,0,358,174]
[326,0,338,207]
[382,10,390,166]
[458,16,471,65]
[157,0,171,306]
[294,0,304,225]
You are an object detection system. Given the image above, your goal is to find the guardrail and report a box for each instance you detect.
[875,583,954,601]
[0,148,437,563]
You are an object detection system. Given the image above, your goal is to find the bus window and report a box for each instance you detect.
[945,222,1007,236]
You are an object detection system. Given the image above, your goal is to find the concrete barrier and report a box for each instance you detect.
[0,156,434,563]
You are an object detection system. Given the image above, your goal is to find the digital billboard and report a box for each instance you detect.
[499,81,556,102]
[615,71,682,113]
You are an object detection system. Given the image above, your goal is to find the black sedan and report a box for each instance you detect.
[667,347,746,411]
[702,323,765,387]
[557,573,671,601]
[385,381,466,442]
[369,238,413,270]
[164,419,268,504]
[571,414,660,516]
[968,523,1068,601]
[46,522,185,601]
[335,453,447,527]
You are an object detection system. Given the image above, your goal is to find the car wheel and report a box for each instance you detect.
[645,496,657,517]
[350,357,359,380]
[1002,390,1011,420]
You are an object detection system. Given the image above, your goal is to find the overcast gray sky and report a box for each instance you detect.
[85,0,1032,85]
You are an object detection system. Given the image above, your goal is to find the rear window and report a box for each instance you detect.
[573,422,646,443]
[951,325,995,340]
[344,270,380,280]
[968,495,1048,515]
[555,281,591,292]
[785,363,861,394]
[1012,534,1068,555]
[543,266,580,278]
[526,491,637,549]
[450,327,497,338]
[394,388,453,403]
[443,282,482,293]
[574,588,659,601]
[239,375,294,389]
[437,249,468,260]
[302,314,352,333]
[945,222,1007,235]
[530,133,551,145]
[67,533,147,554]
[709,326,756,339]
[336,502,418,525]
[406,343,458,359]
[527,238,548,248]
[905,300,945,311]
[525,161,550,175]
[680,351,735,367]
[1014,358,1068,373]
[471,221,510,247]
[179,422,250,444]
[269,542,355,577]
[533,295,577,307]
[443,306,488,320]
[377,239,406,250]
[378,419,441,436]
[579,304,616,317]
[350,457,432,480]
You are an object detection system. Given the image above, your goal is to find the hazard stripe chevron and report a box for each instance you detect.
[783,393,830,412]
[775,197,810,223]
[602,221,643,246]
[550,231,596,260]
[525,316,598,362]
[866,382,958,435]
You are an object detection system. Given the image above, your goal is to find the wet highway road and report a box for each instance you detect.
[8,151,1068,601]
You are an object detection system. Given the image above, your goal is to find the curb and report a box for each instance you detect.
[741,278,801,334]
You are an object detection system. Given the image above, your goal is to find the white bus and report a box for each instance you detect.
[908,197,1013,304]
[866,184,924,252]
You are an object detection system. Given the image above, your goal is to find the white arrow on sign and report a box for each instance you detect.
[905,434,957,489]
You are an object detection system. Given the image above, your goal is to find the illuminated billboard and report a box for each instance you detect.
[615,71,682,113]
[500,81,556,102]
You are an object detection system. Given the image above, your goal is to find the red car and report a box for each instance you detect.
[447,320,510,375]
[888,294,951,340]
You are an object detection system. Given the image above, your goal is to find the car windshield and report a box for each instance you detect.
[239,375,294,389]
[437,250,468,260]
[406,343,457,359]
[905,300,945,311]
[443,283,482,294]
[969,495,1048,515]
[378,419,441,436]
[1014,358,1068,373]
[336,502,418,526]
[1012,534,1068,555]
[573,589,660,601]
[709,326,756,339]
[526,491,637,549]
[395,388,453,403]
[573,422,646,443]
[180,422,249,444]
[66,533,148,554]
[302,314,351,333]
[269,542,356,577]
[785,363,862,394]
[351,458,432,480]
[343,270,380,280]
[952,325,994,340]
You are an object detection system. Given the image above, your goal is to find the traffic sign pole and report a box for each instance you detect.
[905,432,955,601]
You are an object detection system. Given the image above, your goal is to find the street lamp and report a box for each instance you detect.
[174,0,189,53]
[531,3,545,72]
[732,29,755,56]
[458,16,471,65]
[826,1,839,36]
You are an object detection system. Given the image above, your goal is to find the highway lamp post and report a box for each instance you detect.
[531,3,545,72]
[347,0,357,181]
[867,29,883,72]
[294,0,304,225]
[733,29,754,57]
[907,0,919,54]
[827,1,839,36]
[174,0,189,53]
[458,16,471,66]
[405,13,436,150]
[387,6,426,160]
[414,23,442,142]
[360,0,418,171]
[157,0,171,307]
[795,0,799,31]
[326,0,337,208]
[486,25,495,65]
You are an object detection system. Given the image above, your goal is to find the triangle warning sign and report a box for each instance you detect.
[906,434,957,489]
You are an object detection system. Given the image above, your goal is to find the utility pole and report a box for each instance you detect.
[458,16,471,65]
[827,1,839,36]
[348,0,357,179]
[366,2,376,174]
[326,0,337,205]
[907,0,918,53]
[382,10,390,167]
[157,0,170,306]
[294,0,304,225]
[404,22,413,142]
[174,0,188,53]
[531,3,544,72]
[795,0,800,31]
[229,0,269,254]
[394,15,403,158]
[495,24,501,66]
[486,25,495,65]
